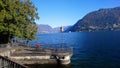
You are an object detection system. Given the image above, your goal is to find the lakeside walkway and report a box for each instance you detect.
[11,47,72,56]
[0,42,73,65]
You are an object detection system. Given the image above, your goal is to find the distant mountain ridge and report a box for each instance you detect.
[37,24,71,34]
[37,24,53,34]
[66,7,120,32]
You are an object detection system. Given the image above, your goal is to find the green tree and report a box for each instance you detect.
[0,0,39,43]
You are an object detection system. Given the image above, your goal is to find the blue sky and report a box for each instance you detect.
[31,0,120,28]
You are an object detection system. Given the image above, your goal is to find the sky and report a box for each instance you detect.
[31,0,120,28]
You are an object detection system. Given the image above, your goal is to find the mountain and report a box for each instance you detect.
[53,25,72,33]
[37,24,53,34]
[37,24,71,33]
[53,27,60,33]
[67,7,120,32]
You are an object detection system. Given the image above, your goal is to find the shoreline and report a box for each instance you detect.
[0,44,73,66]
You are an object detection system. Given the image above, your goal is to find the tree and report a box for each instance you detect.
[0,0,39,43]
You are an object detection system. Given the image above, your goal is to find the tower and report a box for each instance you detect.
[60,26,64,32]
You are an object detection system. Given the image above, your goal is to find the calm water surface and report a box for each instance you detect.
[28,31,120,68]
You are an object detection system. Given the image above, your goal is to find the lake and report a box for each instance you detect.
[28,31,120,68]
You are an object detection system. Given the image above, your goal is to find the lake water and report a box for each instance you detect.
[28,31,120,68]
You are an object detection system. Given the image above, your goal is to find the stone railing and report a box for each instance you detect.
[0,55,28,68]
